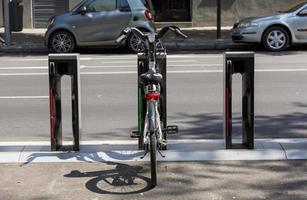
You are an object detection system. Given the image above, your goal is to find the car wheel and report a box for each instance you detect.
[50,31,75,53]
[127,33,146,54]
[263,26,290,51]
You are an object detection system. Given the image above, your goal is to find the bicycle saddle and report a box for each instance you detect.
[139,71,163,85]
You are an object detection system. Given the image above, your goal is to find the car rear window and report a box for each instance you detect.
[141,0,154,11]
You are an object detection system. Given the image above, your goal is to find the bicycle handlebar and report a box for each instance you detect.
[115,26,188,44]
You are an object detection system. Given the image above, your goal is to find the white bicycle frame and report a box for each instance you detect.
[142,88,163,146]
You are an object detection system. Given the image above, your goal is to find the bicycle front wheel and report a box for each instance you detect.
[150,132,157,187]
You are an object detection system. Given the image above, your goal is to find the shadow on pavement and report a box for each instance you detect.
[168,111,307,139]
[22,150,144,166]
[64,162,152,195]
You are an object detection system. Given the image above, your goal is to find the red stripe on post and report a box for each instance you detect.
[49,88,55,139]
[225,88,229,137]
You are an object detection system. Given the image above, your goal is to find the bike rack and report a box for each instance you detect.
[224,52,255,149]
[48,54,81,151]
[134,52,168,150]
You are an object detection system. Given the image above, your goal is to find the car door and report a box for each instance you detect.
[291,5,307,42]
[71,0,131,44]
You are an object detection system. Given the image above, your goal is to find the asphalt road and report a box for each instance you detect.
[1,51,307,141]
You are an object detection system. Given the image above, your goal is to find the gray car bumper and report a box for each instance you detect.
[231,28,262,43]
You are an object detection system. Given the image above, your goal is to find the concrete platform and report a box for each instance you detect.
[1,138,307,163]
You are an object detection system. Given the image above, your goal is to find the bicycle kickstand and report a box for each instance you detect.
[157,149,165,158]
[140,149,149,159]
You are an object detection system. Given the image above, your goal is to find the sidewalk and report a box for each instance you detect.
[1,139,307,200]
[0,27,255,54]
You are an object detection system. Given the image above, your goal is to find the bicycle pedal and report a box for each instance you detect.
[166,125,178,134]
[131,131,140,138]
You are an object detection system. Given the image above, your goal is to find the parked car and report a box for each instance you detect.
[232,1,307,51]
[45,0,155,53]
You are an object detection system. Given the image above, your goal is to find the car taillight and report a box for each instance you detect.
[144,9,153,21]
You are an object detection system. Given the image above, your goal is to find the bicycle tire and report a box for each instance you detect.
[150,131,157,187]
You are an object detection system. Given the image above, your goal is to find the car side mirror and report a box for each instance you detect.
[298,9,307,16]
[78,6,87,15]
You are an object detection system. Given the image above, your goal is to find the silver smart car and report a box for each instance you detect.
[45,0,155,53]
[232,1,307,51]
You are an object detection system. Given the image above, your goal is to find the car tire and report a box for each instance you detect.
[49,31,75,53]
[127,32,147,54]
[262,26,290,51]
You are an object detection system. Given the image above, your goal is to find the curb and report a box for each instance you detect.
[1,46,48,54]
[1,138,307,163]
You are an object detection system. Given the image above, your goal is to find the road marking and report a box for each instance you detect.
[0,73,48,76]
[84,65,135,69]
[0,96,49,99]
[0,64,221,70]
[0,57,94,61]
[0,54,221,62]
[0,66,47,70]
[2,68,307,76]
[101,60,198,64]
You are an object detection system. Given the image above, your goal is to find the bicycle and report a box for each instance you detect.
[116,26,187,187]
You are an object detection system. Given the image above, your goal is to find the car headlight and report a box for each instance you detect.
[237,22,259,28]
[47,17,55,27]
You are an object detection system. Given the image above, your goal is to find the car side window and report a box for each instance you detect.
[118,0,131,12]
[299,7,307,16]
[87,0,116,12]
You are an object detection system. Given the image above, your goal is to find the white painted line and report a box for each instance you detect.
[285,150,307,160]
[0,73,48,76]
[0,96,49,99]
[168,70,221,74]
[0,152,21,163]
[4,58,47,61]
[257,69,307,72]
[0,64,220,71]
[82,71,136,75]
[0,66,47,70]
[168,55,221,58]
[101,60,197,64]
[169,64,222,67]
[0,141,50,146]
[1,68,307,76]
[0,57,96,62]
[85,65,136,69]
[0,55,222,62]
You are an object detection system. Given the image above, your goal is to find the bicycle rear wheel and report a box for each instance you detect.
[150,132,157,187]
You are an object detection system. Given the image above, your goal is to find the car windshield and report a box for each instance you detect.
[279,1,307,13]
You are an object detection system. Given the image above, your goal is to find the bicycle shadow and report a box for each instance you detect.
[22,149,144,166]
[64,161,153,195]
